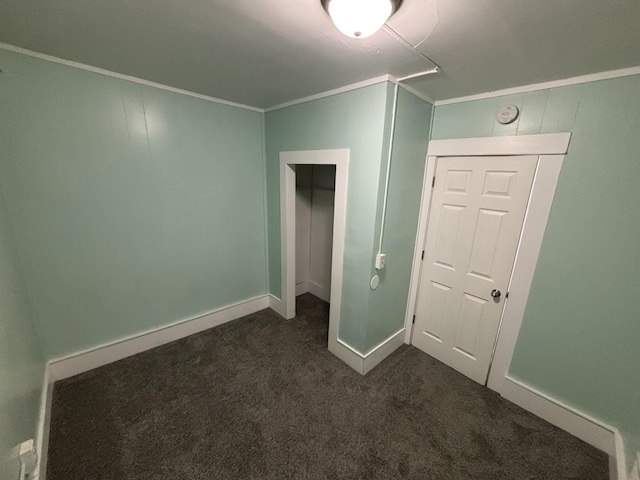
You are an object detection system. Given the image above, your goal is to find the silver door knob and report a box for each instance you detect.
[491,289,501,298]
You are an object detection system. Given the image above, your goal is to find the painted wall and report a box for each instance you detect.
[432,74,640,468]
[265,84,432,353]
[367,88,433,349]
[0,179,46,478]
[0,49,267,359]
[265,82,392,353]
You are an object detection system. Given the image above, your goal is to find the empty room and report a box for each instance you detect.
[0,0,638,479]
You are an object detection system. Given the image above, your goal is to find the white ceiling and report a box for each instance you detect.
[1,0,639,108]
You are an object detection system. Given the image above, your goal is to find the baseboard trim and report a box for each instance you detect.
[629,449,640,480]
[332,328,405,375]
[615,431,627,480]
[295,281,331,303]
[295,281,309,297]
[49,295,270,381]
[498,375,616,456]
[307,281,330,303]
[33,367,53,480]
[329,339,366,374]
[363,328,405,374]
[268,294,286,318]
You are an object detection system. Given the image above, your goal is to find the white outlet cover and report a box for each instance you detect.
[370,275,380,290]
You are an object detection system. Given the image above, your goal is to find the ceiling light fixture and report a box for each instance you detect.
[321,0,402,39]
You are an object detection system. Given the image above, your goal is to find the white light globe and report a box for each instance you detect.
[328,0,393,39]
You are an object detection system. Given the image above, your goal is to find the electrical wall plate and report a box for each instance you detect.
[497,105,520,124]
[19,439,37,475]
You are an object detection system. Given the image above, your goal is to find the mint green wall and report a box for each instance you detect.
[266,83,391,353]
[265,83,432,353]
[0,49,267,358]
[0,177,45,478]
[367,88,432,349]
[432,75,640,463]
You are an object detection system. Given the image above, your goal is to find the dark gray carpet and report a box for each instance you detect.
[48,294,608,480]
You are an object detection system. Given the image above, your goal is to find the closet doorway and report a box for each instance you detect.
[279,149,348,353]
[295,164,335,302]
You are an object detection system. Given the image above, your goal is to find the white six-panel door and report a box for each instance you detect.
[412,155,537,384]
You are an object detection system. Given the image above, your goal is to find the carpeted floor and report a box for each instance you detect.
[48,293,609,480]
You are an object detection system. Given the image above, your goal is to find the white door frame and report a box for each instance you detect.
[404,133,571,391]
[278,149,349,351]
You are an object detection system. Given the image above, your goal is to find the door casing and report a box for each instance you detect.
[403,133,571,392]
[278,149,349,360]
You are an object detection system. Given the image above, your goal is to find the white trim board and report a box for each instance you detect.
[406,133,570,347]
[33,368,53,480]
[403,154,437,343]
[268,294,286,318]
[427,133,571,157]
[265,75,393,112]
[401,134,633,469]
[0,42,263,113]
[264,74,436,113]
[49,295,270,381]
[279,149,348,349]
[500,375,616,456]
[332,328,406,375]
[616,431,628,480]
[434,66,640,106]
[295,281,331,303]
[395,82,435,105]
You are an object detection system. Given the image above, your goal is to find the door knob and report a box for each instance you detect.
[491,289,501,298]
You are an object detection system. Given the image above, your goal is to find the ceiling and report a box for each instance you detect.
[1,0,639,108]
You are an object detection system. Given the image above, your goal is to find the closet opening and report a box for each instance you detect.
[294,164,336,304]
[278,149,348,355]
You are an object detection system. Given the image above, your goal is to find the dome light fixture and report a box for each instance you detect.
[321,0,402,39]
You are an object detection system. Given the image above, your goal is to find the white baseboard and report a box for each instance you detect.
[307,281,330,303]
[331,328,405,375]
[49,295,270,381]
[33,366,52,480]
[613,432,640,480]
[329,339,367,374]
[615,431,627,480]
[629,450,640,480]
[268,294,286,318]
[295,281,330,303]
[363,328,405,374]
[498,375,616,456]
[295,281,309,297]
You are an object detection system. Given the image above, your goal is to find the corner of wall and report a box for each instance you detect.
[260,110,271,295]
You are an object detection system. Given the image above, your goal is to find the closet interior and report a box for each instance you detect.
[295,164,336,303]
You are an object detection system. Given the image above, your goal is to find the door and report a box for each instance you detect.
[412,155,537,384]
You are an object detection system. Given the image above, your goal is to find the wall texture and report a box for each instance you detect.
[0,49,268,358]
[265,84,432,353]
[432,74,640,471]
[0,177,45,478]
